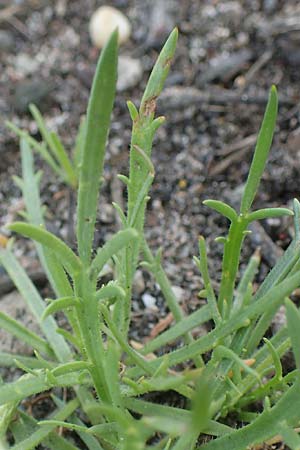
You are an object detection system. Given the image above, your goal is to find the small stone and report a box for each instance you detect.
[287,127,300,154]
[99,204,115,224]
[263,0,278,13]
[13,80,52,113]
[89,6,131,49]
[171,286,185,303]
[142,293,157,310]
[15,53,41,76]
[0,30,14,52]
[59,26,80,50]
[133,270,145,295]
[0,291,41,355]
[117,56,143,91]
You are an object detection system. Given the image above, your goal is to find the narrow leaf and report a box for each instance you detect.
[0,371,90,405]
[90,228,138,280]
[20,140,74,299]
[42,297,80,321]
[248,207,293,222]
[95,282,125,302]
[203,200,237,223]
[8,222,81,278]
[6,121,62,176]
[50,132,77,188]
[28,105,77,187]
[0,311,53,357]
[141,304,211,355]
[140,28,178,119]
[240,85,278,214]
[285,298,300,370]
[0,248,71,362]
[11,399,79,450]
[76,31,118,265]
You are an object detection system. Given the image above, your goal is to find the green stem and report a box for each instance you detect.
[74,272,111,404]
[218,216,248,317]
[142,240,204,368]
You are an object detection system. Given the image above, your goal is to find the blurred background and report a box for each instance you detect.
[1,0,300,337]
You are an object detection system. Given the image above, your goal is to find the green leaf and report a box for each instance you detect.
[8,222,81,278]
[73,116,86,174]
[0,248,71,362]
[142,416,188,437]
[20,140,82,346]
[293,198,300,240]
[128,173,154,227]
[240,85,278,214]
[52,396,104,450]
[11,399,79,450]
[141,304,211,355]
[6,121,62,177]
[20,140,74,299]
[95,282,125,302]
[0,371,91,405]
[140,28,178,119]
[10,409,78,450]
[197,237,221,325]
[127,270,300,376]
[0,311,54,357]
[141,240,203,368]
[263,337,282,382]
[51,361,91,377]
[90,228,138,280]
[202,378,300,450]
[49,132,77,188]
[76,30,118,266]
[280,425,300,450]
[203,200,237,223]
[234,249,260,311]
[29,104,77,188]
[247,207,293,222]
[0,352,55,370]
[42,297,80,321]
[0,402,17,440]
[285,298,300,370]
[191,371,214,433]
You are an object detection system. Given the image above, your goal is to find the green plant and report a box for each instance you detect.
[1,28,300,450]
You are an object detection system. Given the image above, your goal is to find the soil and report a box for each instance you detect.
[1,0,300,448]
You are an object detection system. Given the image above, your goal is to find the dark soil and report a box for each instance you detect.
[1,0,300,448]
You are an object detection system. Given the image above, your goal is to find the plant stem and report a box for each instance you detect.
[218,216,248,317]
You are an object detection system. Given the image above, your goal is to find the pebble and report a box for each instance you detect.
[171,286,185,303]
[89,6,131,49]
[117,56,143,91]
[99,203,115,224]
[263,0,278,14]
[142,293,157,310]
[15,53,41,76]
[0,30,14,52]
[133,270,145,295]
[0,291,41,355]
[287,127,300,153]
[13,80,52,113]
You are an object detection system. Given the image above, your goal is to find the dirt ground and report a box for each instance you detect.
[1,0,300,446]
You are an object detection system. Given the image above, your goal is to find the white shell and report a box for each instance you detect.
[89,6,131,48]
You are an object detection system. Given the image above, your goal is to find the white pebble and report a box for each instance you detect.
[89,6,131,49]
[117,56,143,91]
[171,286,185,302]
[142,293,157,310]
